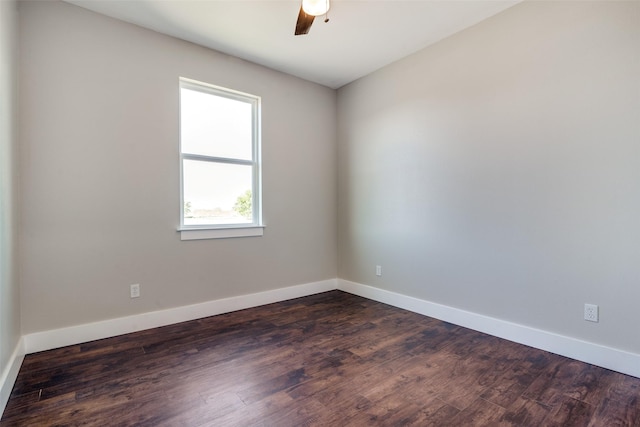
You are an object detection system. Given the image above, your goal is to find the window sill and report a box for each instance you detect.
[178,225,265,241]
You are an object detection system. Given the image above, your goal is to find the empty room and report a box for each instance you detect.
[1,0,639,425]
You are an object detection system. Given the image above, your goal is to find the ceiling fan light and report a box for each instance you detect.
[302,0,330,17]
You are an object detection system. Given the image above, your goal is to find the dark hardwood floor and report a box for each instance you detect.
[2,290,639,426]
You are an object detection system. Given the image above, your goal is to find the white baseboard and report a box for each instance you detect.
[18,277,640,380]
[337,279,640,379]
[24,279,337,354]
[0,337,25,416]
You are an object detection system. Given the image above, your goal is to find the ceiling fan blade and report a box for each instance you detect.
[294,6,315,35]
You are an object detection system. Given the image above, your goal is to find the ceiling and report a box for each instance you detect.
[63,0,520,89]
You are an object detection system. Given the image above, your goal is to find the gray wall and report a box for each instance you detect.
[15,0,640,360]
[0,0,21,375]
[337,1,640,354]
[19,1,337,334]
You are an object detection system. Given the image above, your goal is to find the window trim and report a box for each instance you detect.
[178,77,263,240]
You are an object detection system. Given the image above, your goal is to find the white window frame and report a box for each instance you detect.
[178,77,263,240]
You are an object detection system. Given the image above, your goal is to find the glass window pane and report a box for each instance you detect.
[183,159,253,225]
[180,88,253,160]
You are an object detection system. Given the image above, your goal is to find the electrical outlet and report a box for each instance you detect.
[130,283,140,298]
[584,303,598,322]
[376,265,382,276]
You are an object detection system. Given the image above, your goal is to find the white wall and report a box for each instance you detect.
[0,0,22,408]
[338,1,640,354]
[18,0,337,334]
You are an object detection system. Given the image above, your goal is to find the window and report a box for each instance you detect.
[179,78,263,240]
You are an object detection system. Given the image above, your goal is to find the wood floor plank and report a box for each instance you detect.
[544,395,596,426]
[435,358,504,410]
[521,357,586,405]
[498,396,553,425]
[480,348,557,408]
[565,364,621,406]
[2,290,639,426]
[446,397,508,426]
[589,396,640,427]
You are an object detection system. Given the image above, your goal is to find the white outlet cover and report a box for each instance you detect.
[584,303,598,322]
[130,283,140,298]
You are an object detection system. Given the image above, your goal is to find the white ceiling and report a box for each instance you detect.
[63,0,520,89]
